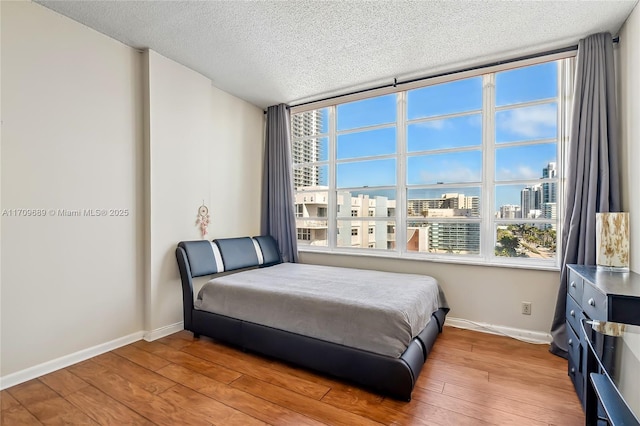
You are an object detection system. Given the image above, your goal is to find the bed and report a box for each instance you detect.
[176,235,449,401]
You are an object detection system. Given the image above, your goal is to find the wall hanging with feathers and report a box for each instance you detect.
[196,203,210,238]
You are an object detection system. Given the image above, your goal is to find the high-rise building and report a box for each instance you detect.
[407,222,480,254]
[408,193,479,218]
[521,184,542,218]
[406,193,480,254]
[542,162,557,221]
[291,110,323,189]
[543,203,557,225]
[542,162,557,203]
[499,204,521,219]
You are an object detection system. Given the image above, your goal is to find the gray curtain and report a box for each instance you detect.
[549,33,620,357]
[261,104,299,263]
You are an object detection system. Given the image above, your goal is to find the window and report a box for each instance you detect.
[291,59,569,267]
[493,62,560,261]
[297,228,311,241]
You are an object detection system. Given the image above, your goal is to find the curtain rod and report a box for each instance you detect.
[262,36,619,114]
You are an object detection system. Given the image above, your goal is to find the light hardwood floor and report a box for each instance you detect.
[1,326,584,425]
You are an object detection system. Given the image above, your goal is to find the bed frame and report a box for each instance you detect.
[176,236,448,401]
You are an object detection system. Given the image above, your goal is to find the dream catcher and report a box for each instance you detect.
[196,203,210,238]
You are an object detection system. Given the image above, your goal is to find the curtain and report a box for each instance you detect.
[549,33,620,357]
[261,104,299,263]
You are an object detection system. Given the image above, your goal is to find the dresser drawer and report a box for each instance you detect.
[568,270,584,305]
[566,322,582,371]
[568,356,584,406]
[583,283,607,320]
[566,293,584,333]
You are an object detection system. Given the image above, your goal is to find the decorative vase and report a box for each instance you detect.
[595,212,630,271]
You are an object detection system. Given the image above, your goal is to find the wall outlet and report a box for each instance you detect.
[522,302,532,315]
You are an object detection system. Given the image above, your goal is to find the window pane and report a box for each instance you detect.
[495,185,524,219]
[495,144,556,181]
[292,137,328,163]
[291,108,329,138]
[406,221,480,254]
[337,127,396,159]
[337,220,394,250]
[407,187,480,218]
[296,221,328,247]
[337,189,396,218]
[496,103,557,143]
[496,62,558,107]
[337,94,396,131]
[407,77,482,120]
[407,114,481,152]
[293,165,328,190]
[337,159,396,188]
[407,151,481,185]
[496,182,557,220]
[495,223,556,259]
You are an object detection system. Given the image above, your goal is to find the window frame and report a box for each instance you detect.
[291,54,573,270]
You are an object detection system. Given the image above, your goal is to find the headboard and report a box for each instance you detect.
[175,235,282,330]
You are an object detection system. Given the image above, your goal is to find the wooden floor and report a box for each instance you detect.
[1,327,584,425]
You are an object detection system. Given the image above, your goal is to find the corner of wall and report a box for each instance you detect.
[142,49,152,332]
[618,4,640,273]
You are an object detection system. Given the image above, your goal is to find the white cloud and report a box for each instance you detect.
[415,119,446,130]
[466,115,482,127]
[497,104,556,139]
[419,166,481,184]
[496,165,539,181]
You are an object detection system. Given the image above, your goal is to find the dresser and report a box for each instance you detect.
[582,319,640,425]
[565,264,640,410]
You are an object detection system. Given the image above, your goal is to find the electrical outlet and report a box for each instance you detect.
[522,302,532,315]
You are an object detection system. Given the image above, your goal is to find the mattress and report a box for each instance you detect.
[195,262,445,357]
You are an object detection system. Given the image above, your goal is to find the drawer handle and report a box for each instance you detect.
[570,281,576,288]
[570,309,575,317]
[570,367,576,374]
[568,338,573,346]
[588,298,595,307]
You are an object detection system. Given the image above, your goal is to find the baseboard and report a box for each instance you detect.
[143,321,184,342]
[0,330,145,390]
[445,317,552,344]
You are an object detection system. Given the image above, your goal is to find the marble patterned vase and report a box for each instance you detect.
[596,212,630,270]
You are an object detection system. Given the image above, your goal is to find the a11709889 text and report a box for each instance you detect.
[1,208,130,217]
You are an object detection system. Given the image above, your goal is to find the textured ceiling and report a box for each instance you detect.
[36,0,638,109]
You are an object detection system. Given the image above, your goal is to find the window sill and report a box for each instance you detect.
[297,246,561,272]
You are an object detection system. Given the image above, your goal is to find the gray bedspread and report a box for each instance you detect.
[195,263,446,358]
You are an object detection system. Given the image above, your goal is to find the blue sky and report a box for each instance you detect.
[299,61,558,212]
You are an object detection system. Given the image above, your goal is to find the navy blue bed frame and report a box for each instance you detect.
[175,236,447,401]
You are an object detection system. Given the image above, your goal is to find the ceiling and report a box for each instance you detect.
[36,0,638,109]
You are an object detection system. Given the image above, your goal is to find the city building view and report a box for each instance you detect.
[494,162,557,259]
[292,97,558,259]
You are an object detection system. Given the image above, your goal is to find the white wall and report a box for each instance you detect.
[144,51,263,333]
[210,86,263,238]
[619,3,640,274]
[145,50,214,332]
[1,1,144,376]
